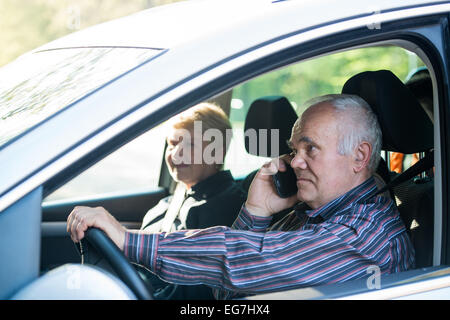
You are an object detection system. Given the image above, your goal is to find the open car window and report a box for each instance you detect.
[46,45,429,204]
[44,123,168,202]
[224,46,426,178]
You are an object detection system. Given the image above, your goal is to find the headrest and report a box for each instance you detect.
[342,70,433,153]
[244,96,298,157]
[405,66,430,84]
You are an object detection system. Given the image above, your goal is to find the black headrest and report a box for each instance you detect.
[342,70,433,153]
[244,96,298,157]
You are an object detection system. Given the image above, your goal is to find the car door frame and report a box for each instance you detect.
[2,2,450,299]
[40,5,450,277]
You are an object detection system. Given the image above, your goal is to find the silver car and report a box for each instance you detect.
[1,0,449,300]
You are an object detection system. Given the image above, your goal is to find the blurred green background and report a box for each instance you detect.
[0,0,182,67]
[230,46,425,122]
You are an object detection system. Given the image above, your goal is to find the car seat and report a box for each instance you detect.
[342,70,434,268]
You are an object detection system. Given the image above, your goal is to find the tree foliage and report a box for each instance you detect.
[231,46,425,121]
[0,0,182,67]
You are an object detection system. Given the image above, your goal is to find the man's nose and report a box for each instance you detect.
[290,153,307,170]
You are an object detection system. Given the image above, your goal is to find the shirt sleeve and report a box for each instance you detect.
[230,204,273,231]
[124,205,272,276]
[123,205,372,300]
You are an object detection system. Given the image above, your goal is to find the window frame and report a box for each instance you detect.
[35,15,448,268]
[0,8,447,270]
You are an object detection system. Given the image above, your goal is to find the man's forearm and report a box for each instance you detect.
[124,206,273,267]
[231,204,273,232]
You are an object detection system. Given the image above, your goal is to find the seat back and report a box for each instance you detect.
[342,70,434,268]
[392,177,434,267]
[241,96,298,191]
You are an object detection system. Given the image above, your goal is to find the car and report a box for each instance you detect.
[1,0,450,301]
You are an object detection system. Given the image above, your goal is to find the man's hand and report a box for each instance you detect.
[67,206,126,250]
[245,155,298,217]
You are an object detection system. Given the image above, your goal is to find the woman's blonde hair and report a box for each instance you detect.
[169,102,233,162]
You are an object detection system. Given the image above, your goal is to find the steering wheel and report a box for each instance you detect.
[80,227,154,300]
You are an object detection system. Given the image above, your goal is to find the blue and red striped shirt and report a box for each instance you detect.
[124,176,415,299]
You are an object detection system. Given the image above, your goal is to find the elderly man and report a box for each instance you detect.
[67,94,415,299]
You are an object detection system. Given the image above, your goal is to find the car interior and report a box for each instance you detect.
[342,69,435,269]
[38,42,439,298]
[238,69,435,269]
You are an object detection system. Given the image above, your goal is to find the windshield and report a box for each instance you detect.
[0,47,163,148]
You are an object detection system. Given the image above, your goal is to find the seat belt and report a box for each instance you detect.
[160,183,187,233]
[376,150,434,196]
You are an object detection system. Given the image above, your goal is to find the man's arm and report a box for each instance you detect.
[231,204,273,232]
[123,218,371,299]
[66,157,296,248]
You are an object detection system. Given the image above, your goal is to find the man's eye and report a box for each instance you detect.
[290,150,297,156]
[306,145,317,153]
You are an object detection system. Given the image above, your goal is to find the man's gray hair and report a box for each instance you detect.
[305,94,382,173]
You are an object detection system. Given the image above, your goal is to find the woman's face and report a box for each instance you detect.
[165,125,220,189]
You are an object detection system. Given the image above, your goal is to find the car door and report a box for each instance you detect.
[2,0,450,301]
[39,124,170,272]
[38,2,450,292]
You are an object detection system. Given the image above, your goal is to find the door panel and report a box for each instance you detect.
[0,188,42,298]
[40,187,167,272]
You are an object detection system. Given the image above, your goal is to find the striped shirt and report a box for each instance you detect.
[124,176,415,299]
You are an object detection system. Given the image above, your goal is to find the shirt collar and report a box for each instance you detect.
[186,170,235,200]
[295,176,378,221]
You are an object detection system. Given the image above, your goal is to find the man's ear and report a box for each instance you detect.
[353,141,372,173]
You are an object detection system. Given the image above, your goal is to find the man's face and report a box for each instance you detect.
[288,103,356,209]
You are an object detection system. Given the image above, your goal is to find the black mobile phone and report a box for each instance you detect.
[272,165,298,198]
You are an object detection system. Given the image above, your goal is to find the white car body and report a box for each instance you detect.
[0,0,449,300]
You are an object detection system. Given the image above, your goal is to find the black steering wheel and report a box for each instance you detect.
[80,227,154,300]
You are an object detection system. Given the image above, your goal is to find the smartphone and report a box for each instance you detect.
[272,165,298,198]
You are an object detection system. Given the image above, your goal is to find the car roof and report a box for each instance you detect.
[34,0,442,52]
